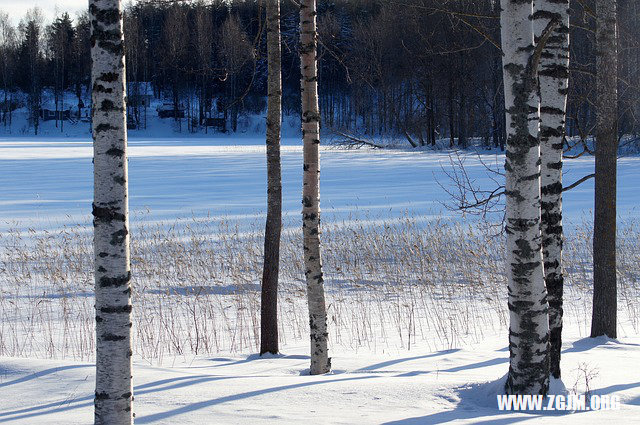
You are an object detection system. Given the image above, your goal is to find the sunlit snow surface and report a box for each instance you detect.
[1,336,639,424]
[1,137,638,232]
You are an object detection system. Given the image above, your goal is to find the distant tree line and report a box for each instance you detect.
[0,9,90,133]
[1,0,639,144]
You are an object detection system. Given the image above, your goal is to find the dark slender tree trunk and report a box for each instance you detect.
[261,0,283,356]
[448,75,455,148]
[459,89,467,149]
[591,0,618,339]
[428,85,436,146]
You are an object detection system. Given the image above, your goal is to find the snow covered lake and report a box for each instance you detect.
[1,137,638,232]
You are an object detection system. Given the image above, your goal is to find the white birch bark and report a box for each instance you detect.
[533,0,570,380]
[300,0,330,375]
[90,0,133,423]
[500,0,550,395]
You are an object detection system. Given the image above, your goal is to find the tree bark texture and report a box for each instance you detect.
[534,0,570,379]
[261,0,283,356]
[90,0,133,423]
[591,0,618,339]
[300,0,331,375]
[500,0,550,396]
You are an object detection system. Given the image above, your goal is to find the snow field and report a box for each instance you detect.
[0,138,639,423]
[1,332,639,424]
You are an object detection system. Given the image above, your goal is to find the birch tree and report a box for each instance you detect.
[261,0,283,356]
[90,0,133,423]
[533,0,570,379]
[500,0,550,395]
[591,0,618,339]
[300,0,331,375]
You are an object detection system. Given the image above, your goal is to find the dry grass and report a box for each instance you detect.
[1,213,638,362]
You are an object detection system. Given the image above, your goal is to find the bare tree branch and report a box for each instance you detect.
[563,173,595,192]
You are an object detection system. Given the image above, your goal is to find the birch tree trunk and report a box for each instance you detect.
[90,0,133,423]
[500,0,550,396]
[260,0,283,356]
[300,0,330,375]
[533,0,570,380]
[591,0,618,339]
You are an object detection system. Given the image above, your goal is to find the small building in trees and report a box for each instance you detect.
[202,110,227,132]
[39,108,72,121]
[157,102,185,118]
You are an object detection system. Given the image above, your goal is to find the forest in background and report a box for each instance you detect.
[1,0,640,146]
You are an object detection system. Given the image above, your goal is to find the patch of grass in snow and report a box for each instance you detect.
[0,214,638,362]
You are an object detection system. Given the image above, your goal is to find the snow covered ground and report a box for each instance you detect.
[1,137,639,424]
[1,332,639,424]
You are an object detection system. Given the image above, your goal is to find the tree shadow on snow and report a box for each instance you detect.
[1,363,372,423]
[563,336,640,354]
[0,364,92,389]
[383,410,541,425]
[382,378,575,425]
[383,372,640,424]
[390,356,508,378]
[0,374,235,422]
[189,353,310,369]
[593,381,640,406]
[134,375,377,424]
[355,349,461,372]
